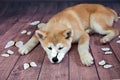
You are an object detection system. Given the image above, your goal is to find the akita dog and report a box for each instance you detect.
[19,4,119,66]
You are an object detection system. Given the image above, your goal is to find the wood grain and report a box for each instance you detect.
[0,2,120,80]
[90,34,120,80]
[0,4,40,80]
[69,44,99,80]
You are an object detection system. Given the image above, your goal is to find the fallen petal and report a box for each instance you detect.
[15,41,24,48]
[30,62,37,67]
[37,23,46,29]
[23,63,30,70]
[30,21,40,26]
[7,50,14,55]
[1,53,9,57]
[103,64,112,68]
[116,40,120,43]
[101,48,110,51]
[98,60,106,66]
[21,30,27,34]
[5,41,15,49]
[27,31,32,35]
[104,51,112,55]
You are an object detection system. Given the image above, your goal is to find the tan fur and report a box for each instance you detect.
[19,4,119,66]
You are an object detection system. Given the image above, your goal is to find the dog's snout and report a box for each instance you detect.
[52,57,58,63]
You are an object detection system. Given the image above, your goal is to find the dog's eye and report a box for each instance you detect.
[48,47,52,50]
[58,47,63,50]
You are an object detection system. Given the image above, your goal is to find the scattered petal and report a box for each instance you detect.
[7,50,14,54]
[30,62,37,67]
[104,51,112,55]
[103,64,112,68]
[37,23,46,29]
[21,30,27,34]
[15,41,24,48]
[1,53,9,57]
[118,36,120,38]
[101,48,110,51]
[98,60,106,66]
[23,63,30,70]
[116,40,120,43]
[27,31,32,35]
[30,21,40,26]
[5,41,15,49]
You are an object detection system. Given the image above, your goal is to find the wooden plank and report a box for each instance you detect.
[0,23,25,51]
[109,20,120,62]
[0,23,25,80]
[0,4,40,80]
[57,2,68,12]
[69,44,99,80]
[7,3,58,80]
[112,3,120,14]
[0,3,10,23]
[39,54,69,80]
[90,34,120,80]
[0,3,9,17]
[0,16,18,36]
[38,3,69,80]
[0,3,39,51]
[102,3,120,62]
[7,44,45,80]
[18,3,38,22]
[28,3,51,22]
[0,2,31,36]
[69,2,99,80]
[104,3,120,61]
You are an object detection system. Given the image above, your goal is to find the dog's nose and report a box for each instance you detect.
[52,57,58,63]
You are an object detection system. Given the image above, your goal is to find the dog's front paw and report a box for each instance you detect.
[80,52,94,66]
[18,45,30,55]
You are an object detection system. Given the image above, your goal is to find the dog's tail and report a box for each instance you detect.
[108,8,119,22]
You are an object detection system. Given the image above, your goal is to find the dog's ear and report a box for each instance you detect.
[63,29,73,39]
[35,30,47,40]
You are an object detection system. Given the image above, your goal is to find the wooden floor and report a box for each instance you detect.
[0,2,120,80]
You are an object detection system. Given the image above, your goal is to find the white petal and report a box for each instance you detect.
[7,50,14,54]
[98,60,106,66]
[15,41,24,48]
[27,31,32,35]
[118,36,120,38]
[30,62,37,67]
[23,63,30,70]
[103,64,112,68]
[30,21,40,26]
[104,51,112,55]
[5,41,15,49]
[116,40,120,43]
[21,30,27,34]
[1,53,10,57]
[101,48,110,51]
[37,23,46,29]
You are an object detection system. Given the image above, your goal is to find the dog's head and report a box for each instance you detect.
[35,28,73,63]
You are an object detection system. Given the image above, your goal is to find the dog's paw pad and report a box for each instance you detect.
[18,46,29,55]
[81,53,94,66]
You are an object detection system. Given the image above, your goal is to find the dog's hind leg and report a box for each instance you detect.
[78,32,94,66]
[99,26,118,43]
[19,35,39,55]
[90,13,119,44]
